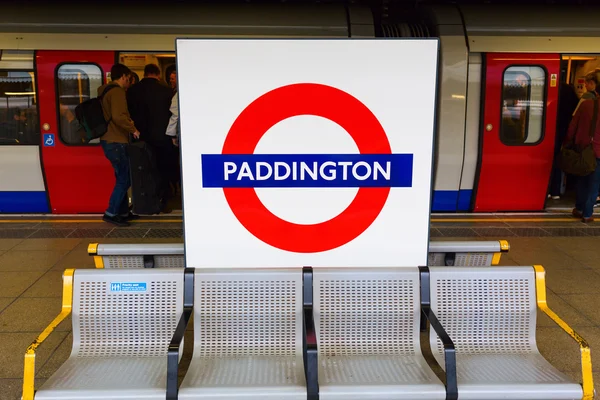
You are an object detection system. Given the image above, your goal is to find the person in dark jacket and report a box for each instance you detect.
[549,83,579,199]
[565,98,600,222]
[126,63,174,211]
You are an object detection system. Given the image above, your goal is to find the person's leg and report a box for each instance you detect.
[573,176,589,218]
[172,144,182,196]
[114,145,134,218]
[154,142,172,210]
[549,163,562,198]
[583,159,600,220]
[101,141,130,226]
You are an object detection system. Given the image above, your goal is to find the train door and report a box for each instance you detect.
[474,53,560,212]
[36,51,115,213]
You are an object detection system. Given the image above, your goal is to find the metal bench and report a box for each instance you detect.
[427,240,509,266]
[311,267,457,400]
[425,265,594,400]
[88,243,184,268]
[168,267,308,400]
[23,268,185,400]
[24,264,592,400]
[167,266,458,400]
[88,240,509,269]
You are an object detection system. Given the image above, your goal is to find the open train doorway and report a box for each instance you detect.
[119,52,176,89]
[545,54,600,212]
[119,52,181,214]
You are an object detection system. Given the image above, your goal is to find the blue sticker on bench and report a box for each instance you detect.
[110,282,147,292]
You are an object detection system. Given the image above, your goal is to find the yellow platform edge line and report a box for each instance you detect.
[431,218,576,222]
[534,265,594,399]
[0,217,579,224]
[0,219,184,223]
[23,269,74,400]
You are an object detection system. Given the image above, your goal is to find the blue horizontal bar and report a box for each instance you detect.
[201,154,413,188]
[0,191,49,213]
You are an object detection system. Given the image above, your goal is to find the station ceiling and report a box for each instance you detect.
[12,0,596,5]
[6,0,594,27]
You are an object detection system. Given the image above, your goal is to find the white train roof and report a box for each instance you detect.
[0,2,373,50]
[427,4,600,53]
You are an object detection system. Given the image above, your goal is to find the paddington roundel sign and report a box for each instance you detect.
[201,83,414,253]
[177,37,439,268]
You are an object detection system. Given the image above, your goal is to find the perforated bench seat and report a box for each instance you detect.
[173,268,307,400]
[23,268,185,400]
[88,243,185,269]
[318,355,446,399]
[427,266,592,400]
[178,357,306,399]
[438,354,582,400]
[427,240,509,266]
[312,268,452,400]
[35,358,170,399]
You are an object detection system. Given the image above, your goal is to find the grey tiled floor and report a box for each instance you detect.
[0,236,599,399]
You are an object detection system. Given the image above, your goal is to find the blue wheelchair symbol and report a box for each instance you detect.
[43,134,55,147]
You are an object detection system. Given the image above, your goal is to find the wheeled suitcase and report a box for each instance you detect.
[127,140,162,215]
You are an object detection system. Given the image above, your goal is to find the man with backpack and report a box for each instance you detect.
[98,63,141,226]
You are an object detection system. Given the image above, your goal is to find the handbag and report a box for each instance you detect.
[558,97,598,176]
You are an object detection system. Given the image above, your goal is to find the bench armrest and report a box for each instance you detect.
[303,307,319,400]
[23,269,75,400]
[167,268,194,400]
[167,307,192,400]
[422,307,458,400]
[87,243,105,268]
[534,265,594,400]
[303,267,319,400]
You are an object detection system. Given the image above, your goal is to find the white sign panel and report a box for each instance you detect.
[177,38,439,268]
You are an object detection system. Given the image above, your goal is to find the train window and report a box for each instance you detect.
[0,70,39,145]
[500,66,546,146]
[56,63,103,145]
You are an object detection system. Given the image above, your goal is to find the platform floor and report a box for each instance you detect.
[0,215,599,399]
[1,212,600,239]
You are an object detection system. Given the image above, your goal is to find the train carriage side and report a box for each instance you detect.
[0,2,373,214]
[2,2,600,214]
[423,4,600,212]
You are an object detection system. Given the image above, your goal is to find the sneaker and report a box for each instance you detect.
[551,195,560,200]
[102,213,130,227]
[572,208,583,218]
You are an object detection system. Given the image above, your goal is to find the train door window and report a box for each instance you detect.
[0,71,39,145]
[56,63,103,145]
[500,66,546,146]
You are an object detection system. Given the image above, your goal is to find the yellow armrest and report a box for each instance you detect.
[93,256,104,269]
[534,265,594,400]
[492,252,502,265]
[87,243,98,255]
[87,244,104,268]
[22,269,74,400]
[491,240,510,265]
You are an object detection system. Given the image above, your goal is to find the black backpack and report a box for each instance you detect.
[75,84,117,142]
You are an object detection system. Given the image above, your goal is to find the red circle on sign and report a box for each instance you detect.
[222,83,391,253]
